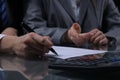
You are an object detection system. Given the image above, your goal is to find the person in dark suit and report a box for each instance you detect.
[0,0,53,58]
[24,0,120,48]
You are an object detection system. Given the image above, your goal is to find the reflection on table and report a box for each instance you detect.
[0,54,48,80]
[0,44,120,80]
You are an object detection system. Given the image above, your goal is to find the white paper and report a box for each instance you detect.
[48,46,107,59]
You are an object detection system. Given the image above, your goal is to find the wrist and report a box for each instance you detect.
[0,35,16,54]
[1,27,18,36]
[61,30,73,45]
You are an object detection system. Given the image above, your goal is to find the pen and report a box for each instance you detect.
[21,22,58,56]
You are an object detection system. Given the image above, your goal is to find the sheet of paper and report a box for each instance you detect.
[48,46,107,59]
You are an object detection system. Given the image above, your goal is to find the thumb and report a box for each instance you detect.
[72,23,81,33]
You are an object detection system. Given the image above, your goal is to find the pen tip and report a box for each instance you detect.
[50,48,58,56]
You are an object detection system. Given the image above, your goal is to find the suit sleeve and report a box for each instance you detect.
[103,0,120,45]
[6,0,23,35]
[23,0,68,45]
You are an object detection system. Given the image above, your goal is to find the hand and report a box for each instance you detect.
[66,23,91,46]
[0,32,53,58]
[89,29,108,45]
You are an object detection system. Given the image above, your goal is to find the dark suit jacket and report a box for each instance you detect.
[24,0,120,45]
[0,0,23,33]
[113,0,120,11]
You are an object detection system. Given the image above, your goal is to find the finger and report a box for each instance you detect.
[23,33,51,53]
[69,23,81,37]
[93,35,105,44]
[22,33,40,48]
[89,28,98,34]
[71,36,83,46]
[29,37,51,54]
[32,35,53,54]
[24,43,46,55]
[71,33,90,46]
[79,33,91,41]
[68,29,79,41]
[99,38,108,45]
[89,29,99,42]
[69,28,79,38]
[42,36,53,48]
[32,34,53,48]
[90,30,103,42]
[72,23,81,33]
[25,46,48,56]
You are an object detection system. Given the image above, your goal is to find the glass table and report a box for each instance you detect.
[0,44,120,80]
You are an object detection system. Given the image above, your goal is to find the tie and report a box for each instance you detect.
[0,0,8,26]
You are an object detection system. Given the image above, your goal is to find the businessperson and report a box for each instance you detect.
[0,0,53,58]
[24,0,119,47]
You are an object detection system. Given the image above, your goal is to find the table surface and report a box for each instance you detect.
[0,44,120,80]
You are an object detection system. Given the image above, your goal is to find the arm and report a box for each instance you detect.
[102,0,120,45]
[23,0,67,45]
[0,27,18,53]
[0,27,53,58]
[64,23,91,47]
[1,27,18,36]
[88,0,119,46]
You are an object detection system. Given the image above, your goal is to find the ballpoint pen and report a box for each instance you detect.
[21,22,58,56]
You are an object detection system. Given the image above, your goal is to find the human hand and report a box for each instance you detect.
[67,23,91,46]
[89,29,108,45]
[1,32,53,58]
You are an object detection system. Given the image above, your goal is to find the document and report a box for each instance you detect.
[48,46,107,59]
